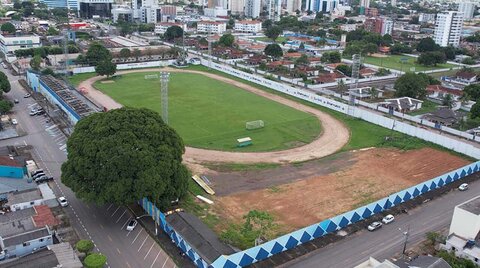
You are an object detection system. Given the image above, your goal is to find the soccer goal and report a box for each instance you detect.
[246,120,265,130]
[144,74,159,80]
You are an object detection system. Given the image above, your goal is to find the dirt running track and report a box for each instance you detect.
[78,68,350,163]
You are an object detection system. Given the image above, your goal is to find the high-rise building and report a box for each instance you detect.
[434,11,464,47]
[132,0,161,23]
[360,0,370,15]
[39,0,79,9]
[230,0,245,14]
[266,0,281,21]
[391,0,396,7]
[79,0,113,19]
[245,0,261,18]
[286,0,301,14]
[364,17,393,36]
[381,18,393,35]
[307,0,338,13]
[458,1,476,20]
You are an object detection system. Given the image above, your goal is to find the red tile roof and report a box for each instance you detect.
[0,156,23,167]
[426,85,463,96]
[456,71,477,80]
[33,205,58,227]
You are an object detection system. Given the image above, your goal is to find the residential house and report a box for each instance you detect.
[381,97,423,113]
[422,108,465,127]
[307,57,322,67]
[455,71,478,85]
[5,184,57,212]
[0,205,58,261]
[359,68,377,78]
[0,156,25,179]
[426,84,463,102]
[443,195,480,266]
[1,243,82,268]
[244,55,267,65]
[266,60,294,71]
[355,256,451,268]
[324,62,347,72]
[295,66,319,77]
[313,72,346,84]
[212,47,250,59]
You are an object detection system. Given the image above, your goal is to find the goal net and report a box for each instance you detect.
[246,120,265,130]
[144,74,159,80]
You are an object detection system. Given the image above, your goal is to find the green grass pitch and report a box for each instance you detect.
[94,72,321,152]
[361,55,456,72]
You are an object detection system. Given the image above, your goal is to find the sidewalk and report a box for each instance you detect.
[128,204,196,268]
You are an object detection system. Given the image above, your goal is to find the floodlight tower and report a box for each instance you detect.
[160,72,170,124]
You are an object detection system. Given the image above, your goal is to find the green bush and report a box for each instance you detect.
[83,253,107,268]
[76,239,94,254]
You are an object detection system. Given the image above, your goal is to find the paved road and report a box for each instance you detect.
[284,178,480,268]
[1,69,174,268]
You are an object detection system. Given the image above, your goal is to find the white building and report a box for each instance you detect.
[444,195,480,266]
[245,0,261,18]
[307,0,338,13]
[204,7,229,17]
[382,18,394,36]
[197,21,227,34]
[266,0,281,21]
[458,1,476,20]
[419,13,436,24]
[154,22,187,35]
[434,11,464,47]
[0,34,41,55]
[234,20,262,33]
[340,24,358,32]
[286,0,302,14]
[132,0,161,23]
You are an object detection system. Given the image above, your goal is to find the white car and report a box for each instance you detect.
[11,119,17,125]
[24,93,31,98]
[382,214,395,224]
[58,196,68,207]
[367,221,382,231]
[126,219,137,231]
[459,183,469,191]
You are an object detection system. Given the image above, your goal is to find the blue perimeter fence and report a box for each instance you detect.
[140,161,480,268]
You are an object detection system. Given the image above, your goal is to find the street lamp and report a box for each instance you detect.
[398,225,410,257]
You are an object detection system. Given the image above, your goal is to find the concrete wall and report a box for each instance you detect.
[449,203,480,239]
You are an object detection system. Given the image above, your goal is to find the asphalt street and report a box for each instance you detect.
[1,68,175,268]
[284,178,480,268]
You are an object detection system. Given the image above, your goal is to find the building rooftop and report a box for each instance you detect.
[459,195,480,215]
[3,227,51,248]
[0,207,35,224]
[0,216,35,238]
[166,211,235,264]
[6,188,42,205]
[0,248,59,268]
[48,243,83,268]
[0,177,36,195]
[393,256,451,268]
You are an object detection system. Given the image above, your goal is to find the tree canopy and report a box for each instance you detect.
[394,73,428,99]
[416,37,439,52]
[0,72,11,93]
[265,26,282,42]
[30,55,41,70]
[464,84,480,102]
[218,33,235,47]
[264,44,283,58]
[119,48,131,58]
[164,26,183,41]
[0,23,16,34]
[86,42,112,66]
[61,108,189,209]
[95,60,116,78]
[417,51,446,66]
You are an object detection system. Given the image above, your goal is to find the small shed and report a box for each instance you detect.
[237,137,252,147]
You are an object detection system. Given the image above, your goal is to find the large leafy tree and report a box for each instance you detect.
[1,23,16,34]
[463,84,480,102]
[95,60,116,78]
[264,44,283,58]
[416,37,438,52]
[471,102,480,119]
[164,26,183,41]
[61,108,189,209]
[119,48,131,58]
[86,42,112,66]
[219,33,235,47]
[417,51,446,66]
[394,73,428,99]
[0,72,11,93]
[265,26,282,42]
[30,55,41,70]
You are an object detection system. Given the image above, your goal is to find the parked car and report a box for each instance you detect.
[35,175,53,183]
[32,172,46,180]
[382,214,395,224]
[14,99,19,104]
[23,93,31,98]
[11,119,17,125]
[29,109,37,116]
[459,183,469,191]
[367,221,382,231]
[31,169,44,177]
[58,196,68,207]
[126,219,137,231]
[35,110,45,116]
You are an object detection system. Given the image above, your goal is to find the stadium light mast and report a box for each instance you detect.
[160,72,170,124]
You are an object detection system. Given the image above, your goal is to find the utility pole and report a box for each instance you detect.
[399,225,410,257]
[160,72,170,124]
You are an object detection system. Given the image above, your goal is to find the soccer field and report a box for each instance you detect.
[362,55,456,72]
[94,72,321,152]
